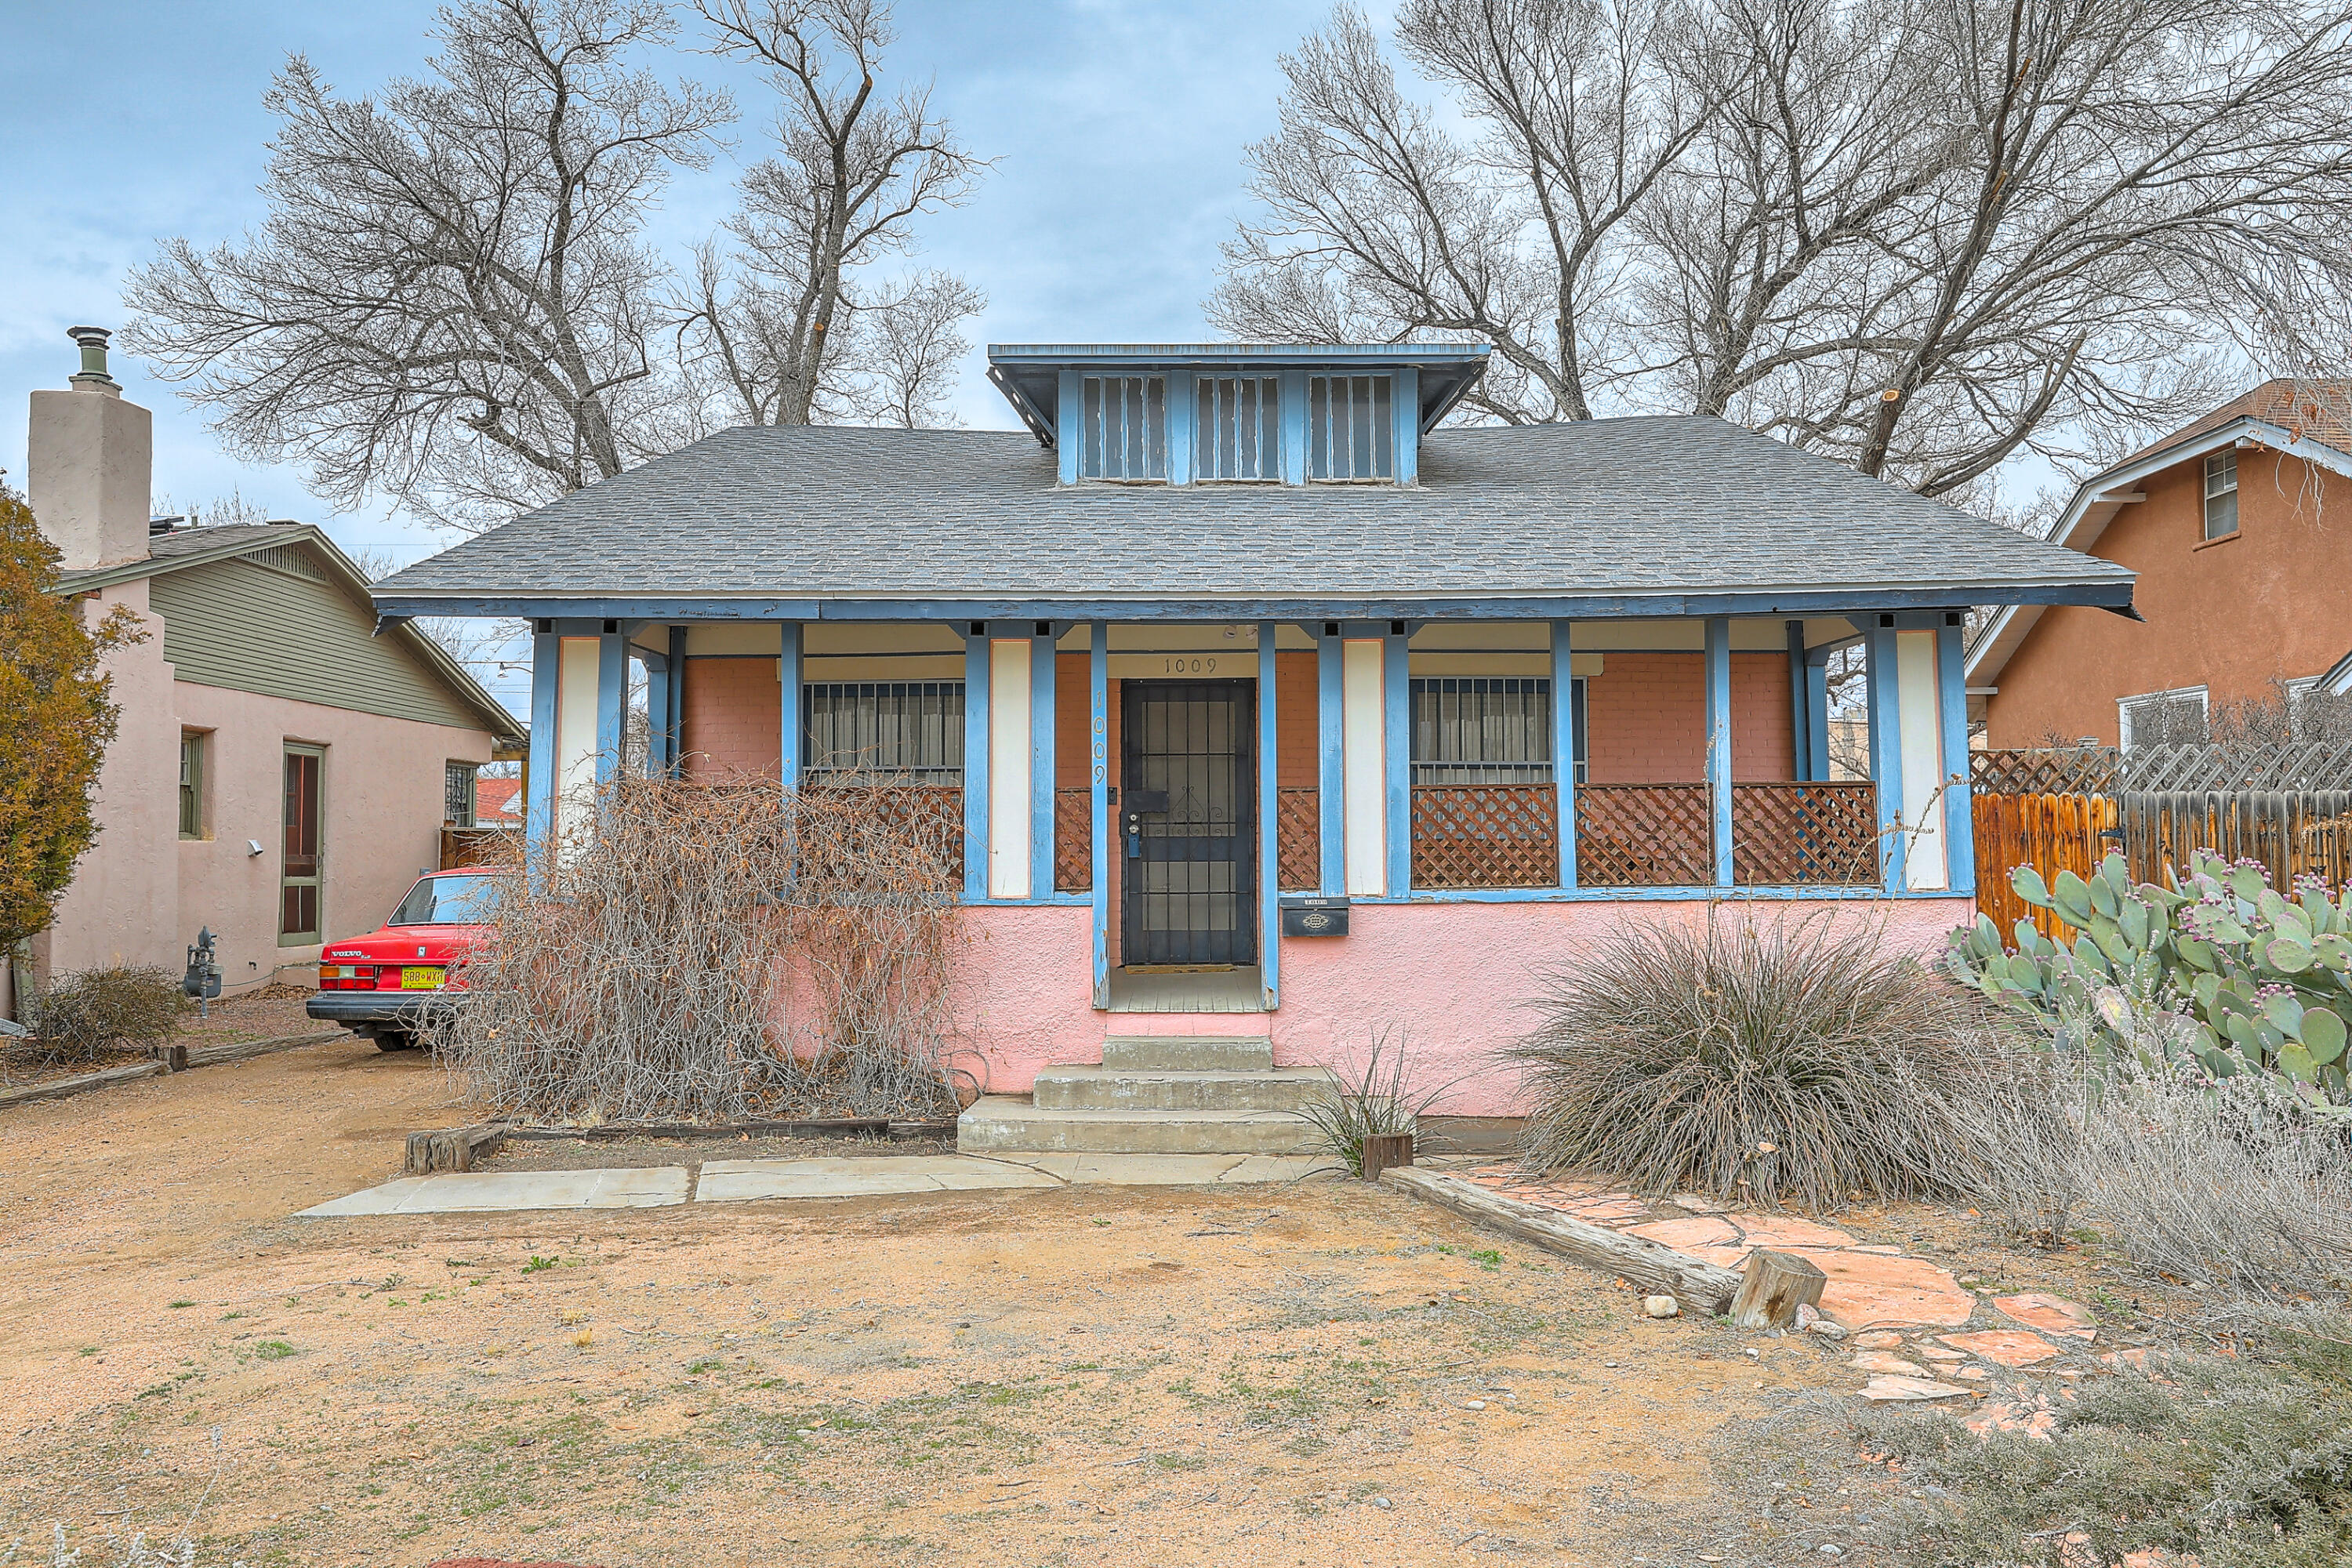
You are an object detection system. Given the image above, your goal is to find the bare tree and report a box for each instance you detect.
[122,0,731,531]
[1217,1,2352,494]
[1210,1,1716,423]
[681,0,988,427]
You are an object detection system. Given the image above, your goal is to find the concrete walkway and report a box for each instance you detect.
[296,1150,1337,1218]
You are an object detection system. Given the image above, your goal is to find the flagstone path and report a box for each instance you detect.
[1453,1165,2125,1436]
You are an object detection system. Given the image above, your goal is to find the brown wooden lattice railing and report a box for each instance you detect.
[1410,783,1559,888]
[1574,784,1711,886]
[1054,787,1091,893]
[1730,782,1878,885]
[1277,786,1319,891]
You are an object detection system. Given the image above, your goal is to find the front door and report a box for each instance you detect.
[1120,680,1256,967]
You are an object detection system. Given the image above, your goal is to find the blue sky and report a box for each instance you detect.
[1,0,1352,703]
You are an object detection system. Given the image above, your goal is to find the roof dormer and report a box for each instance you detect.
[985,343,1490,488]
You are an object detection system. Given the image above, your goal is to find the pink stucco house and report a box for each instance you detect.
[371,343,2131,1124]
[16,330,521,1012]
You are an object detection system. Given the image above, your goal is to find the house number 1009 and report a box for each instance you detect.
[1161,656,1219,674]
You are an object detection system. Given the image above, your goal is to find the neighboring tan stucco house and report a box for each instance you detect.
[1969,379,2352,746]
[16,329,522,1009]
[371,340,2130,1118]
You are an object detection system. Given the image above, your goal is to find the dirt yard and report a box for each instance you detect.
[0,1038,1922,1568]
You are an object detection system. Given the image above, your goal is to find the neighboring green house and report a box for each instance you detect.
[23,328,521,1005]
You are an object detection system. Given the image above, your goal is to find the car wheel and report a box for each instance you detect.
[375,1031,417,1053]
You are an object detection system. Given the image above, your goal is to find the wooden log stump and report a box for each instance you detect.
[1360,1132,1414,1182]
[405,1123,509,1174]
[1730,1248,1828,1330]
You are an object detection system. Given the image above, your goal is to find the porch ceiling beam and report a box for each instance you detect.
[372,584,2127,624]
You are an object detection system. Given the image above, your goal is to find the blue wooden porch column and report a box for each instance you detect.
[1937,619,1976,896]
[1090,623,1110,1007]
[1785,620,1812,782]
[593,626,626,793]
[643,637,670,778]
[1316,625,1345,895]
[1866,619,1907,892]
[1258,620,1280,1010]
[525,622,559,861]
[1031,622,1058,895]
[1551,619,1577,887]
[963,626,989,900]
[1704,615,1733,888]
[777,621,803,789]
[1385,622,1412,897]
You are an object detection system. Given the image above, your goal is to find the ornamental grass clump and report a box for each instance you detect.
[1511,908,2028,1210]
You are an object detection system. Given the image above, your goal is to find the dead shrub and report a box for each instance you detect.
[431,775,965,1123]
[17,965,186,1065]
[1509,906,2036,1210]
[2072,1067,2352,1301]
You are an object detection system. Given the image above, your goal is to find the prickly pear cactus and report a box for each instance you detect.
[1947,850,2351,1108]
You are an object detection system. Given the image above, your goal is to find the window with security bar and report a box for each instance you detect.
[803,681,966,782]
[445,761,478,827]
[1195,376,1280,481]
[1307,374,1395,480]
[1410,677,1587,784]
[1078,376,1167,481]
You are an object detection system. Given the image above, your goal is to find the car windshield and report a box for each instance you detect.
[390,873,504,926]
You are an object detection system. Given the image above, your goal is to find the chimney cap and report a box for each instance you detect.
[67,325,119,391]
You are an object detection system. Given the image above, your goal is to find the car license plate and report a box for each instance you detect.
[400,966,445,990]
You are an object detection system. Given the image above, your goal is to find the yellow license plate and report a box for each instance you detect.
[400,966,445,989]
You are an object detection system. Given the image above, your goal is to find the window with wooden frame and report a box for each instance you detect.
[1307,374,1395,481]
[1194,376,1280,481]
[803,681,966,783]
[444,761,478,828]
[2119,685,2209,749]
[1409,677,1587,785]
[1077,376,1167,481]
[178,731,208,839]
[2204,449,2239,539]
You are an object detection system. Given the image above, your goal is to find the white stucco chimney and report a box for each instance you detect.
[27,325,153,570]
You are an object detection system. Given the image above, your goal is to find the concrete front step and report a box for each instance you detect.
[957,1096,1316,1156]
[1033,1064,1338,1113]
[1101,1034,1273,1073]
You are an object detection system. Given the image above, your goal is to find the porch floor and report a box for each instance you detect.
[1105,966,1266,1014]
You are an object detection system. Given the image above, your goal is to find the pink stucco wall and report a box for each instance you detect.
[942,897,1976,1116]
[171,684,495,992]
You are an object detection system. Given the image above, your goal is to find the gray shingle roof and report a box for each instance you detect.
[372,417,2132,613]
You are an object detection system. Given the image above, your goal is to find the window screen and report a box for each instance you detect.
[1307,374,1395,480]
[2204,450,2238,539]
[1410,677,1585,784]
[804,681,966,782]
[444,761,478,828]
[1195,376,1280,480]
[1079,376,1167,481]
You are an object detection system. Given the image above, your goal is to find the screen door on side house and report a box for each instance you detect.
[1120,680,1256,967]
[281,745,324,943]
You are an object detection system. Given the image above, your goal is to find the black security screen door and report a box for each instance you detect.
[1121,681,1256,967]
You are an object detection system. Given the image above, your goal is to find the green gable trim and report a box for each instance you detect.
[151,554,483,732]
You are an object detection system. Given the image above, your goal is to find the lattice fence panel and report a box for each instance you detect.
[1731,782,1878,885]
[1973,746,2120,797]
[2124,741,2352,793]
[1575,784,1711,887]
[1410,784,1559,888]
[1276,787,1319,891]
[1054,788,1091,893]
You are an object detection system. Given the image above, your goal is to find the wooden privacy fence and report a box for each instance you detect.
[2123,790,2352,894]
[1972,746,2352,938]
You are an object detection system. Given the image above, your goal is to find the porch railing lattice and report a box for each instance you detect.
[1276,786,1319,891]
[1054,787,1090,893]
[1574,784,1711,887]
[1410,783,1558,888]
[1730,782,1878,886]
